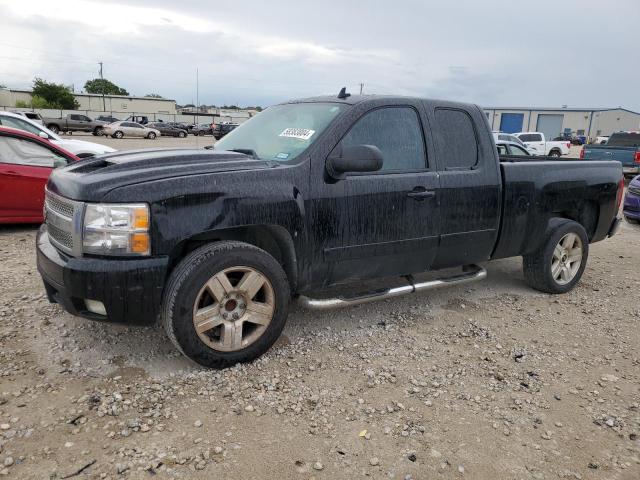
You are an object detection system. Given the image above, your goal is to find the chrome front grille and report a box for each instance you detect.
[44,190,84,256]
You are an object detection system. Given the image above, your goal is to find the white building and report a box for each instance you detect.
[483,106,640,140]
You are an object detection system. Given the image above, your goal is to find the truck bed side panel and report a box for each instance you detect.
[492,160,621,260]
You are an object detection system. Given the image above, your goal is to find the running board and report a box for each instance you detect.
[297,264,487,310]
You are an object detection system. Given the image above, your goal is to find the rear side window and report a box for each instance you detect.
[519,133,542,142]
[339,106,427,172]
[607,133,640,147]
[434,108,478,169]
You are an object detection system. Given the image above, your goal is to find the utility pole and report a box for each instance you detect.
[359,83,364,95]
[99,61,106,112]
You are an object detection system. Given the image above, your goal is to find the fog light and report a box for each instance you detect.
[85,299,107,316]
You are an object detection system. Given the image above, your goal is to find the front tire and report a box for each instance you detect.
[113,130,124,139]
[523,219,588,294]
[162,241,290,368]
[178,131,186,138]
[147,132,156,139]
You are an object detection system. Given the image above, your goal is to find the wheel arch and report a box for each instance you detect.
[169,225,298,292]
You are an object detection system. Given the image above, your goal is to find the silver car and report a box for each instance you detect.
[103,121,160,139]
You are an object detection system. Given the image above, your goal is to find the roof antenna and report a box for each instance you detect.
[337,87,350,99]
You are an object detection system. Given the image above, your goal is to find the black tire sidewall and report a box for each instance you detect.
[164,243,290,368]
[539,220,589,293]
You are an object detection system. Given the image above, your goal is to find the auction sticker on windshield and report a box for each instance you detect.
[279,128,316,141]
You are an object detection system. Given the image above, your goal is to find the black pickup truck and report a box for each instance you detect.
[37,93,623,368]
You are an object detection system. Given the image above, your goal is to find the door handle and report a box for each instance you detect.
[407,188,436,200]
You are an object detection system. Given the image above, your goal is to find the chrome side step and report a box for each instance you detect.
[298,264,487,310]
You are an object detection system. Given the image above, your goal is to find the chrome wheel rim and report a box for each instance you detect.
[192,266,275,352]
[552,233,582,285]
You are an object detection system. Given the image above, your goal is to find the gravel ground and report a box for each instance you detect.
[0,216,638,479]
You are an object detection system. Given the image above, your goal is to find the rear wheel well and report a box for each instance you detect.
[553,201,598,240]
[170,226,298,292]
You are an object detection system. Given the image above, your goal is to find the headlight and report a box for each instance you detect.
[83,203,150,256]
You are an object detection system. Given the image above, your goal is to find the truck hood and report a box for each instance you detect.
[47,148,280,201]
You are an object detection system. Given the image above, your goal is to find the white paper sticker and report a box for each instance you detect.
[279,128,316,141]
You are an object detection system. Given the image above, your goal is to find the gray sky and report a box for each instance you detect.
[1,0,639,110]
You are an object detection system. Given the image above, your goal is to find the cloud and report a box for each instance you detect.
[1,0,638,109]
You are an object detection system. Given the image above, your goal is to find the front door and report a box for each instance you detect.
[310,102,441,286]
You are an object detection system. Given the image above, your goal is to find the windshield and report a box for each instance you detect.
[215,103,346,161]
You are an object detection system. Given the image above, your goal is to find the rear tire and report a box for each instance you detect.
[162,241,290,368]
[48,124,60,134]
[523,219,588,294]
[549,150,561,157]
[198,130,205,136]
[93,127,104,136]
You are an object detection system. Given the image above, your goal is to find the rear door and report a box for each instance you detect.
[312,100,441,285]
[426,103,501,269]
[0,135,69,221]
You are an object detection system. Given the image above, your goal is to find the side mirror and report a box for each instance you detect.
[327,144,383,179]
[39,132,49,139]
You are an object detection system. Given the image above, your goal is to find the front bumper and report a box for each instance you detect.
[36,226,169,325]
[623,191,640,222]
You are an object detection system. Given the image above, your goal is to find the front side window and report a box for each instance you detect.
[215,103,346,162]
[434,108,478,169]
[508,145,530,156]
[0,137,67,168]
[338,106,427,172]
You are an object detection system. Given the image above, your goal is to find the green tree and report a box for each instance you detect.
[15,100,29,108]
[144,93,163,98]
[84,78,129,96]
[32,78,79,109]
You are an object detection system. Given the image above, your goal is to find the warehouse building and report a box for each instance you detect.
[0,88,177,114]
[483,106,640,141]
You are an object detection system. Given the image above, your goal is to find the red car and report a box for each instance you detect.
[0,126,78,224]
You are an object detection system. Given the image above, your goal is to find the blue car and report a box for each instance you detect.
[623,176,640,223]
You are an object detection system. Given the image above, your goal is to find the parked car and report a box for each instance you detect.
[595,136,609,144]
[166,122,190,131]
[42,114,107,136]
[96,115,120,123]
[0,126,78,223]
[12,111,44,125]
[0,111,115,158]
[553,135,584,146]
[213,123,239,140]
[102,121,160,139]
[36,94,623,368]
[623,175,640,224]
[147,122,188,138]
[187,123,213,136]
[514,132,571,157]
[124,115,149,125]
[495,140,532,157]
[581,131,640,177]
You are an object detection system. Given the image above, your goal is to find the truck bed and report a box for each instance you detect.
[492,159,622,260]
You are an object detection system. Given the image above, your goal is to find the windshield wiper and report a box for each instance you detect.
[227,148,259,159]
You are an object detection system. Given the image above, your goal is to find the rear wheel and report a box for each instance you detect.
[48,125,60,134]
[93,127,104,136]
[198,130,205,136]
[549,149,561,157]
[523,219,588,294]
[162,241,290,368]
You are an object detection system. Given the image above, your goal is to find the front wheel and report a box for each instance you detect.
[162,241,290,368]
[523,219,588,294]
[178,131,186,138]
[147,132,157,139]
[113,131,124,139]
